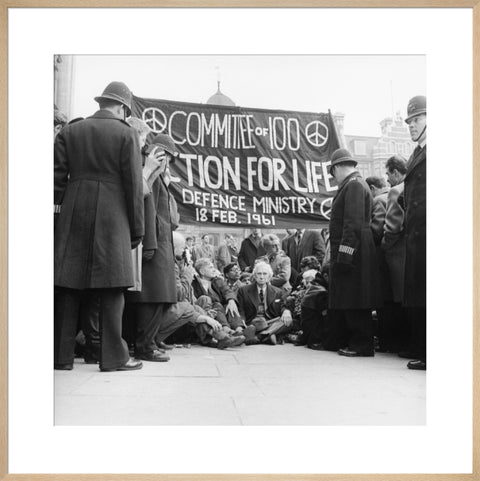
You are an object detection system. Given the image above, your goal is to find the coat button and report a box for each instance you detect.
[413,201,418,207]
[414,231,419,236]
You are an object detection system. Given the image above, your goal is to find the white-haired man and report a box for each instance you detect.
[236,261,293,345]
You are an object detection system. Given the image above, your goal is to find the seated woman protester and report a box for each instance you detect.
[236,261,294,345]
[257,234,292,293]
[292,268,329,350]
[290,255,322,291]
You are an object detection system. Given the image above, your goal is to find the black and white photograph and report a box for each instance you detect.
[53,54,427,426]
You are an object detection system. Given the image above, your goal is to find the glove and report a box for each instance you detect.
[142,249,155,261]
[131,236,142,249]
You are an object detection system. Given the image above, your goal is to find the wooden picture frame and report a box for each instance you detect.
[1,1,478,480]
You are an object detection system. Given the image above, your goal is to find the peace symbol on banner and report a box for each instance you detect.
[320,197,333,220]
[142,107,167,133]
[305,120,329,147]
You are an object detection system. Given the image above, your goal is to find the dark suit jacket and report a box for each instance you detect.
[285,230,326,272]
[237,283,284,325]
[238,236,266,271]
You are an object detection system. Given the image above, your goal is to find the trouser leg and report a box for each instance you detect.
[98,289,129,371]
[122,302,137,350]
[323,309,348,351]
[396,305,410,352]
[155,306,191,344]
[54,287,82,365]
[345,309,374,355]
[81,290,101,362]
[165,322,198,344]
[409,307,426,363]
[301,306,325,345]
[377,302,398,352]
[134,303,166,356]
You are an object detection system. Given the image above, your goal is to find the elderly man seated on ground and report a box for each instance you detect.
[155,232,245,350]
[236,261,293,345]
[191,257,246,334]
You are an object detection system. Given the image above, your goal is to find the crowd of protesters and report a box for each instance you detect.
[53,81,426,372]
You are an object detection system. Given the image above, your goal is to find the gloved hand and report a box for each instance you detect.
[131,236,142,249]
[142,249,155,261]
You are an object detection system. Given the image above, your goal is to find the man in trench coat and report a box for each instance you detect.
[126,134,179,362]
[327,148,381,357]
[402,95,427,370]
[54,81,144,372]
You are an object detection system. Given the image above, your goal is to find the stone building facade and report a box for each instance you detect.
[334,111,415,179]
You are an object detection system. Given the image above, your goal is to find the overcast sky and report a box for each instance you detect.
[71,55,425,137]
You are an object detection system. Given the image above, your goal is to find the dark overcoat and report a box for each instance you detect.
[403,146,426,307]
[328,172,381,309]
[238,236,266,271]
[127,176,177,303]
[54,110,144,289]
[237,283,284,325]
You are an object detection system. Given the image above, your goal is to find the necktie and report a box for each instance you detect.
[258,288,265,316]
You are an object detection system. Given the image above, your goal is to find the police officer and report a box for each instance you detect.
[403,95,427,370]
[327,148,381,357]
[54,81,145,372]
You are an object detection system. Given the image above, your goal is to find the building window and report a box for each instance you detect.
[354,140,367,156]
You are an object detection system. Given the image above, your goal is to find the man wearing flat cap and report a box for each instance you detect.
[327,148,381,357]
[54,81,144,372]
[402,95,427,371]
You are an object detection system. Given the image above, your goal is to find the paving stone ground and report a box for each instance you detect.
[54,344,426,426]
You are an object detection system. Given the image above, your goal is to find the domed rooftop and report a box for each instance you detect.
[206,81,236,107]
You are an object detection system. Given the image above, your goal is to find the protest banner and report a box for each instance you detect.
[132,96,340,228]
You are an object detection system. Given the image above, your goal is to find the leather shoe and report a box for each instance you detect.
[54,363,73,370]
[338,348,374,357]
[262,334,277,345]
[100,358,143,372]
[307,343,324,351]
[135,350,170,362]
[217,335,246,349]
[407,360,426,370]
[157,341,174,351]
[245,336,260,346]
